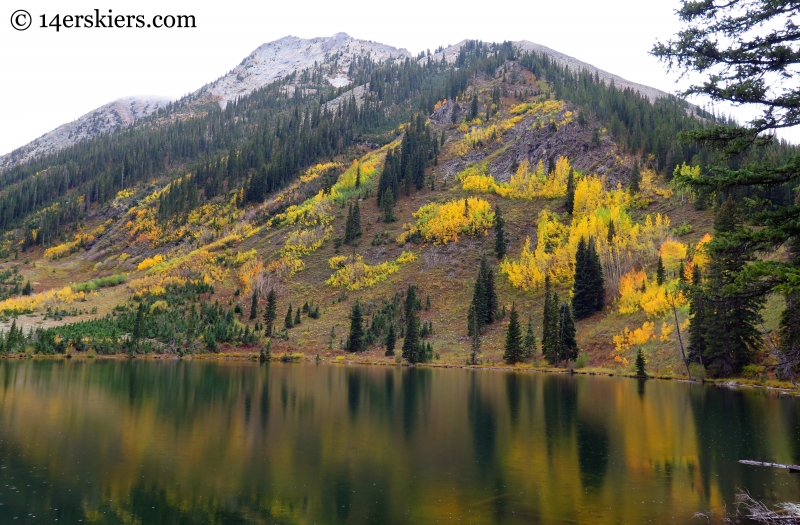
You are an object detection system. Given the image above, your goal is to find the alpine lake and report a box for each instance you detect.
[0,359,798,524]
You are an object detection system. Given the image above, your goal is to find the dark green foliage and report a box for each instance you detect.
[524,317,536,358]
[565,168,575,214]
[555,302,579,364]
[702,199,765,376]
[494,205,507,259]
[347,302,364,352]
[285,304,294,329]
[385,323,396,356]
[687,266,707,365]
[264,289,277,336]
[572,237,605,319]
[503,305,524,364]
[654,2,800,376]
[635,348,647,378]
[21,280,32,296]
[294,307,301,326]
[541,277,559,364]
[656,256,666,286]
[344,201,362,244]
[249,290,258,320]
[400,114,437,191]
[607,220,616,244]
[470,94,479,120]
[468,256,498,331]
[778,238,800,380]
[629,159,641,193]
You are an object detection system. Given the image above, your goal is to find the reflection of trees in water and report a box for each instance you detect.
[542,374,577,457]
[468,372,497,474]
[504,371,521,430]
[689,385,776,506]
[401,367,431,440]
[576,419,609,491]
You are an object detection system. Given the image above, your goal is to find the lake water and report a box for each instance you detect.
[0,360,797,524]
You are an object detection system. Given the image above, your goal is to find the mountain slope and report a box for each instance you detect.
[0,97,169,172]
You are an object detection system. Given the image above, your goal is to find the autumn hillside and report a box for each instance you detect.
[0,39,789,381]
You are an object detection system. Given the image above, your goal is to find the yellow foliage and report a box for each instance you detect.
[0,286,86,314]
[299,162,342,184]
[613,321,656,352]
[282,226,333,256]
[397,197,495,245]
[659,240,687,272]
[44,220,112,260]
[237,257,264,296]
[617,269,687,317]
[138,254,164,271]
[149,300,168,313]
[693,233,713,269]
[325,251,416,290]
[459,157,573,201]
[463,125,499,148]
[115,189,134,200]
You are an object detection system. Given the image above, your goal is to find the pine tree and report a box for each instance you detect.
[503,305,524,364]
[635,348,647,378]
[524,316,536,358]
[352,200,362,238]
[402,310,422,363]
[656,255,666,286]
[555,302,579,365]
[470,94,478,120]
[468,303,480,365]
[687,266,706,364]
[355,163,361,189]
[348,302,364,352]
[470,271,487,333]
[249,289,258,320]
[702,198,765,376]
[565,167,575,214]
[285,304,294,329]
[385,323,396,356]
[629,159,641,193]
[572,237,592,319]
[294,307,301,326]
[344,203,354,244]
[21,281,32,296]
[482,262,498,324]
[607,219,616,244]
[264,289,277,336]
[494,205,507,259]
[541,277,560,365]
[588,237,605,313]
[381,191,395,222]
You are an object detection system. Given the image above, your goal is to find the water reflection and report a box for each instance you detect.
[0,360,797,524]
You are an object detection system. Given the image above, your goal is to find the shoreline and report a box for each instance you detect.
[2,351,797,396]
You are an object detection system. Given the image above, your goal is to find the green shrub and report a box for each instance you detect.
[575,353,589,369]
[689,362,706,381]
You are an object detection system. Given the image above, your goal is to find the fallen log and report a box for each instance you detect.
[739,460,800,473]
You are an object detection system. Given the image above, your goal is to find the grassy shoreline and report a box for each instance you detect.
[4,349,797,395]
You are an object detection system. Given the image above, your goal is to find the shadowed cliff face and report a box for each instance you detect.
[0,360,797,524]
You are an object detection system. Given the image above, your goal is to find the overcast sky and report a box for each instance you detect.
[0,0,789,156]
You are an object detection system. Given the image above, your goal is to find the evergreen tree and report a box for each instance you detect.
[523,316,536,358]
[385,323,396,356]
[348,302,364,352]
[656,255,666,286]
[402,310,422,363]
[470,94,479,120]
[687,266,707,364]
[469,270,487,333]
[249,289,258,320]
[482,261,498,324]
[541,278,560,365]
[503,305,524,364]
[21,280,32,296]
[572,237,592,319]
[355,163,361,189]
[778,237,800,380]
[494,205,507,259]
[588,237,605,312]
[344,203,354,244]
[264,289,277,336]
[654,3,800,377]
[294,307,301,326]
[629,159,641,193]
[565,168,576,214]
[635,348,647,378]
[468,303,480,364]
[285,304,294,329]
[702,198,765,376]
[352,200,362,238]
[555,302,579,365]
[381,191,395,222]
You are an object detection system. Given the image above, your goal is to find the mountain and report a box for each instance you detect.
[1,33,678,172]
[0,97,169,172]
[1,34,786,382]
